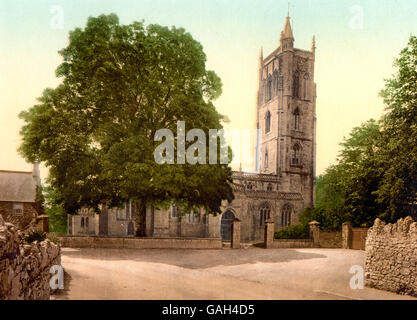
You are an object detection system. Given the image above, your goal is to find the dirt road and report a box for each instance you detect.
[55,247,415,300]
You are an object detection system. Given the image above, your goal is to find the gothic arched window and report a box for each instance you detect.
[81,217,85,228]
[293,72,300,98]
[303,73,310,100]
[291,144,301,166]
[259,205,271,227]
[267,75,272,101]
[273,71,279,95]
[293,108,300,131]
[264,148,269,169]
[265,111,271,133]
[281,204,292,227]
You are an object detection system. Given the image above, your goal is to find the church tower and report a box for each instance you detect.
[255,15,317,208]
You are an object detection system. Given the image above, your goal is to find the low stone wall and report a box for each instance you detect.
[271,239,314,248]
[319,231,342,248]
[365,217,417,297]
[58,235,222,249]
[0,216,61,300]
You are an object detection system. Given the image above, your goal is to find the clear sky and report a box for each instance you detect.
[1,0,417,180]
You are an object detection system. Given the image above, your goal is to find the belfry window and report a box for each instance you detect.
[293,108,300,131]
[267,76,272,101]
[265,111,271,133]
[293,72,300,98]
[291,144,301,166]
[273,71,278,94]
[264,148,269,169]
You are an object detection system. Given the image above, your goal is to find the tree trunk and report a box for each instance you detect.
[135,199,147,237]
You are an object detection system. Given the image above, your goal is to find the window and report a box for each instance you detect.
[282,204,292,227]
[291,144,301,166]
[267,76,272,101]
[267,183,273,192]
[171,206,180,218]
[264,148,269,169]
[273,71,278,94]
[303,73,310,100]
[246,182,254,191]
[13,203,23,215]
[293,72,300,98]
[293,108,300,131]
[81,217,85,228]
[265,111,271,133]
[85,217,89,229]
[259,205,271,226]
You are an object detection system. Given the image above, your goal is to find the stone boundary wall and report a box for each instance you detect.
[319,231,342,248]
[271,239,314,248]
[58,235,222,249]
[365,217,417,297]
[0,216,61,300]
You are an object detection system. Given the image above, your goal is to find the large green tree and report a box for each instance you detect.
[376,35,417,221]
[306,36,417,227]
[19,14,233,234]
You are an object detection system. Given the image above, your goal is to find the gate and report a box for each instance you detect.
[351,228,368,250]
[127,222,134,236]
[221,211,235,241]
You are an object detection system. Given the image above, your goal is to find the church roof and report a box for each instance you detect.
[282,16,294,39]
[0,170,38,203]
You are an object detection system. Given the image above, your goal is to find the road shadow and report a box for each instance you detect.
[61,247,327,269]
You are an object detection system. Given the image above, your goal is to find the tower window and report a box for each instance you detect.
[273,71,278,95]
[291,144,301,166]
[293,72,300,98]
[265,111,271,133]
[267,76,272,101]
[293,108,300,131]
[281,204,292,227]
[264,148,269,168]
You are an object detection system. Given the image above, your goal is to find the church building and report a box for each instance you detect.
[68,15,317,242]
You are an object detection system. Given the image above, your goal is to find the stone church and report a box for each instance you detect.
[68,15,317,242]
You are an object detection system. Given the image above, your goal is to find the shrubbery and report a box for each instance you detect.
[24,230,46,243]
[274,223,309,239]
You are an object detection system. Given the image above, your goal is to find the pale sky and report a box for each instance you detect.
[1,0,416,181]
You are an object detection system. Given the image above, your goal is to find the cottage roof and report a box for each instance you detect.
[0,170,38,203]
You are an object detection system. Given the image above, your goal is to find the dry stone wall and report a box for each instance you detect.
[365,217,417,297]
[0,215,61,300]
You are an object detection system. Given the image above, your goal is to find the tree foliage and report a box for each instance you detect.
[306,36,417,228]
[19,14,234,229]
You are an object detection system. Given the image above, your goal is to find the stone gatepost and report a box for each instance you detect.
[264,220,275,249]
[342,222,353,249]
[231,218,241,249]
[36,215,49,233]
[309,221,320,247]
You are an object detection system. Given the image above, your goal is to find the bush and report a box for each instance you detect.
[24,230,46,243]
[274,223,309,239]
